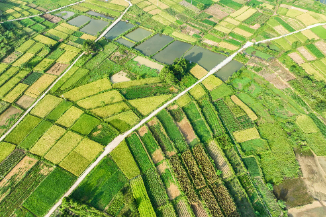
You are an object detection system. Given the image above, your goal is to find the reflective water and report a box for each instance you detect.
[68,15,91,27]
[184,46,243,81]
[81,19,108,35]
[55,11,74,19]
[117,38,135,48]
[135,34,173,56]
[125,28,152,42]
[153,41,192,64]
[87,11,114,20]
[104,21,134,40]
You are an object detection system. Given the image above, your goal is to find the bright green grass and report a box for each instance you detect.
[71,114,101,135]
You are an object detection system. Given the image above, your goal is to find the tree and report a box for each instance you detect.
[83,40,97,54]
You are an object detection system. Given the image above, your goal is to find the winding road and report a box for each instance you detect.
[0,0,85,24]
[1,1,325,215]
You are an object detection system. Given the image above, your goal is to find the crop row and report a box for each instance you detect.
[211,183,239,217]
[158,202,177,217]
[237,115,255,130]
[126,133,154,173]
[181,150,206,189]
[143,167,169,207]
[215,100,241,133]
[139,127,160,156]
[306,44,324,58]
[0,162,48,217]
[192,144,219,184]
[199,187,224,217]
[169,155,199,204]
[148,119,177,156]
[238,174,269,216]
[199,98,224,136]
[157,109,188,153]
[0,149,25,179]
[308,113,326,138]
[274,17,295,32]
[120,84,173,100]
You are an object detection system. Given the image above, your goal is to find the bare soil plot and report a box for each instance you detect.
[152,149,164,164]
[36,6,47,12]
[288,52,305,64]
[46,63,69,75]
[167,183,180,200]
[296,153,326,201]
[133,56,164,71]
[205,5,231,19]
[2,51,21,64]
[288,200,326,217]
[192,202,209,216]
[270,60,296,81]
[250,23,261,29]
[16,94,35,109]
[42,14,62,23]
[0,106,22,134]
[179,1,200,13]
[181,24,200,36]
[317,156,326,175]
[297,47,316,61]
[176,118,197,144]
[110,71,131,84]
[110,50,135,64]
[274,178,313,208]
[203,39,219,47]
[315,41,326,55]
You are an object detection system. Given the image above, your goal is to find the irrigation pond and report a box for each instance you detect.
[125,28,152,42]
[55,11,74,19]
[153,41,192,64]
[135,34,173,56]
[81,19,109,35]
[68,15,91,27]
[105,21,134,40]
[117,38,135,48]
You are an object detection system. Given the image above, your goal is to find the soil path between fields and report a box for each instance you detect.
[0,0,85,24]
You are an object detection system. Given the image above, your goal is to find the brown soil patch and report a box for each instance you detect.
[271,60,296,81]
[259,69,290,89]
[179,0,200,13]
[138,125,148,136]
[191,202,209,216]
[250,23,261,29]
[169,86,178,93]
[177,118,197,143]
[110,71,131,84]
[97,125,103,130]
[203,39,219,47]
[317,156,326,174]
[152,149,164,164]
[288,200,326,217]
[167,183,181,200]
[205,5,230,19]
[40,165,53,175]
[296,153,326,201]
[92,130,101,137]
[0,106,22,134]
[288,52,305,65]
[16,95,35,109]
[166,151,176,157]
[168,105,178,110]
[110,50,135,64]
[157,161,168,174]
[47,62,69,75]
[147,118,158,126]
[181,24,200,36]
[297,47,316,61]
[42,14,62,23]
[36,7,47,12]
[274,178,314,208]
[176,199,192,216]
[2,51,21,64]
[315,41,326,55]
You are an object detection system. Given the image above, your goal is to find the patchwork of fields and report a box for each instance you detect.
[1,0,326,216]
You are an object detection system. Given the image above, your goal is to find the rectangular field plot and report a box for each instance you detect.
[71,114,101,135]
[0,142,15,163]
[110,140,140,179]
[153,41,192,64]
[129,94,172,116]
[30,125,66,156]
[71,156,128,210]
[25,74,57,98]
[81,19,108,36]
[46,101,73,121]
[22,167,76,216]
[135,34,174,56]
[76,90,124,109]
[63,78,112,101]
[56,106,84,128]
[90,102,130,118]
[125,28,152,42]
[31,94,62,118]
[44,131,83,164]
[68,15,91,27]
[105,21,134,40]
[5,115,41,145]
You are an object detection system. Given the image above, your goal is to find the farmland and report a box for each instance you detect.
[1,0,326,216]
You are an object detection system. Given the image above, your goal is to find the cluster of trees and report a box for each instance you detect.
[60,198,109,217]
[159,58,189,85]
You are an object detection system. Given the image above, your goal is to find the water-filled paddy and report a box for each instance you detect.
[55,11,74,19]
[153,41,192,64]
[105,21,134,40]
[87,11,114,20]
[125,28,152,42]
[81,19,108,35]
[68,15,91,27]
[117,38,135,48]
[135,34,173,56]
[184,46,243,81]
